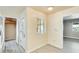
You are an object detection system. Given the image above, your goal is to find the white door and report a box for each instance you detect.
[16,18,19,44]
[0,16,5,52]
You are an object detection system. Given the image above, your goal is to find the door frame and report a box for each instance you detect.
[4,16,18,44]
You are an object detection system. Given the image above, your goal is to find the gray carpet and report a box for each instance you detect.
[32,44,61,53]
[32,37,79,53]
[62,37,79,53]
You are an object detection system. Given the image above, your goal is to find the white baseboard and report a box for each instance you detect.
[47,44,63,50]
[64,36,79,39]
[48,42,63,49]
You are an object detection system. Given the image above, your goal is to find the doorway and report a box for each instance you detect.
[63,17,79,53]
[5,17,16,42]
[3,17,25,53]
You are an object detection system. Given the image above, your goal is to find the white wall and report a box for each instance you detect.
[0,7,25,17]
[48,14,63,49]
[26,7,48,52]
[48,7,79,49]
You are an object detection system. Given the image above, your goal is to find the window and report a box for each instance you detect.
[37,17,45,33]
[72,22,79,32]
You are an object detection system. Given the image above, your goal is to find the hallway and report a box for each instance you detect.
[3,40,25,53]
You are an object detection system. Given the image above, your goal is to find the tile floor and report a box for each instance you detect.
[3,40,25,53]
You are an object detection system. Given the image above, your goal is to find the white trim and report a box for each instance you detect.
[2,17,5,51]
[4,16,18,44]
[15,17,18,44]
[64,36,79,39]
[48,42,63,49]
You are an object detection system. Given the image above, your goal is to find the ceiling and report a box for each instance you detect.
[31,6,74,14]
[0,6,74,17]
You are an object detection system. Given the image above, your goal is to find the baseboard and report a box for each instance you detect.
[64,36,79,39]
[47,44,63,50]
[27,43,47,53]
[48,42,63,49]
[5,39,15,42]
